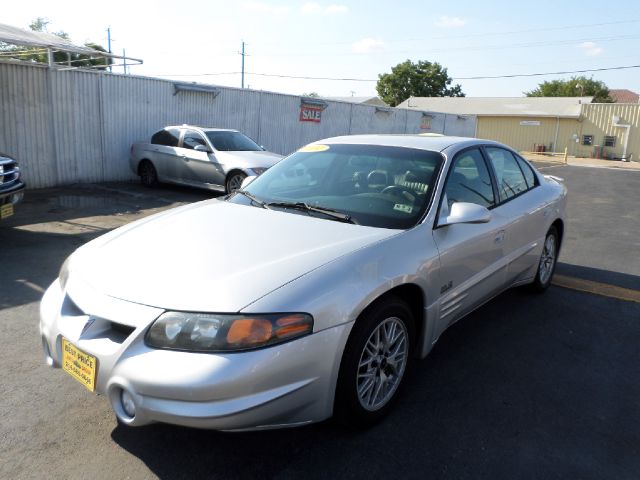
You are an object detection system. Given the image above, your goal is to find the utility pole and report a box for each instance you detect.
[107,27,112,73]
[240,41,246,89]
[123,48,127,74]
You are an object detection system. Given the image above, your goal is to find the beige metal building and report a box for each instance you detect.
[398,96,640,161]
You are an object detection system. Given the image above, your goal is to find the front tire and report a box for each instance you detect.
[335,296,415,427]
[530,226,559,292]
[225,171,247,193]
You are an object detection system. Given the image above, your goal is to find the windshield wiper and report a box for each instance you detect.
[266,201,358,224]
[233,190,269,209]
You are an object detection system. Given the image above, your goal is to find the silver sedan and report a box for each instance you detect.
[130,126,283,193]
[40,135,567,430]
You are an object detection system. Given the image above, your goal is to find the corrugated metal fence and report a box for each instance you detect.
[0,62,477,188]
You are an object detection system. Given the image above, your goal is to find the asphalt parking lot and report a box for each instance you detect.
[1,164,639,480]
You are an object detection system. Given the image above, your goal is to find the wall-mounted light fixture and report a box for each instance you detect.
[173,82,221,97]
[300,98,329,109]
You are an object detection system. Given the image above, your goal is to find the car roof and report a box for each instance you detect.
[312,134,505,153]
[165,125,239,133]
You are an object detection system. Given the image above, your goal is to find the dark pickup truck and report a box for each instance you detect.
[0,153,25,221]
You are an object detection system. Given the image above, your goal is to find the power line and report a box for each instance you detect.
[250,19,640,47]
[153,64,640,82]
[251,33,640,58]
[402,19,640,41]
[454,64,640,80]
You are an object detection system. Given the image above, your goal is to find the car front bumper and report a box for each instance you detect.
[0,181,25,218]
[40,279,352,431]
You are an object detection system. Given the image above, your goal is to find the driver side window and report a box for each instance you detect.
[182,130,208,150]
[444,148,495,210]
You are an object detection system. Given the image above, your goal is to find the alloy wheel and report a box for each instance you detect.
[539,233,557,285]
[227,173,245,193]
[356,316,408,411]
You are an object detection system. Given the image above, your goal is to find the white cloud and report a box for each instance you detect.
[242,2,290,15]
[578,41,604,57]
[326,4,349,14]
[434,16,467,28]
[302,2,322,13]
[302,3,348,14]
[352,37,385,54]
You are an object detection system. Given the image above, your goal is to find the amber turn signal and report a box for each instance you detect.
[227,318,273,345]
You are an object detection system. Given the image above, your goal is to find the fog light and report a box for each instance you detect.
[121,390,136,418]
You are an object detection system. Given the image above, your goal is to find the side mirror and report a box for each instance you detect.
[438,202,491,227]
[240,176,256,189]
[194,144,211,153]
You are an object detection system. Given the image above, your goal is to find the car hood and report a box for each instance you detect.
[71,200,398,312]
[215,150,283,169]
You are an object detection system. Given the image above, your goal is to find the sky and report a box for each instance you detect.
[3,0,640,99]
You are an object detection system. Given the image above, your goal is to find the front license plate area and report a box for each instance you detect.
[61,338,97,392]
[0,203,13,219]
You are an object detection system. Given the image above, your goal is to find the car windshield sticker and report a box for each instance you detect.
[298,144,330,153]
[393,204,413,214]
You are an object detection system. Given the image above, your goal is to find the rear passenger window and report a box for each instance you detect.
[515,155,537,188]
[444,148,495,209]
[485,147,529,202]
[151,129,180,147]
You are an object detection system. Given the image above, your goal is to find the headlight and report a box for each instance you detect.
[59,256,72,290]
[249,167,268,175]
[145,312,313,352]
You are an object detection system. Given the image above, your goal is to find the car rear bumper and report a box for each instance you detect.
[40,279,351,431]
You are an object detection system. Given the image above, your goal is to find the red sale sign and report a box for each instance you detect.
[300,105,323,123]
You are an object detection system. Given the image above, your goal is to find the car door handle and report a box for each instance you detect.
[180,155,188,161]
[494,230,505,244]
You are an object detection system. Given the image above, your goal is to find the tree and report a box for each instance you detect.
[525,76,612,103]
[0,17,111,70]
[376,60,464,107]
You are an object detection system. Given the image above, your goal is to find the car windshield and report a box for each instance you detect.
[226,143,444,229]
[204,131,262,151]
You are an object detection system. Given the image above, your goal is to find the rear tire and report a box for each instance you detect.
[225,171,247,193]
[529,226,559,292]
[334,296,415,428]
[139,161,158,187]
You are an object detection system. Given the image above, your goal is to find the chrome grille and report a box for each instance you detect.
[63,294,137,344]
[0,156,19,188]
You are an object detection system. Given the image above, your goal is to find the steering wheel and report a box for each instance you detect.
[381,185,416,203]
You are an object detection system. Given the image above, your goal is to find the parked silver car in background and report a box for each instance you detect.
[130,125,283,193]
[41,135,567,431]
